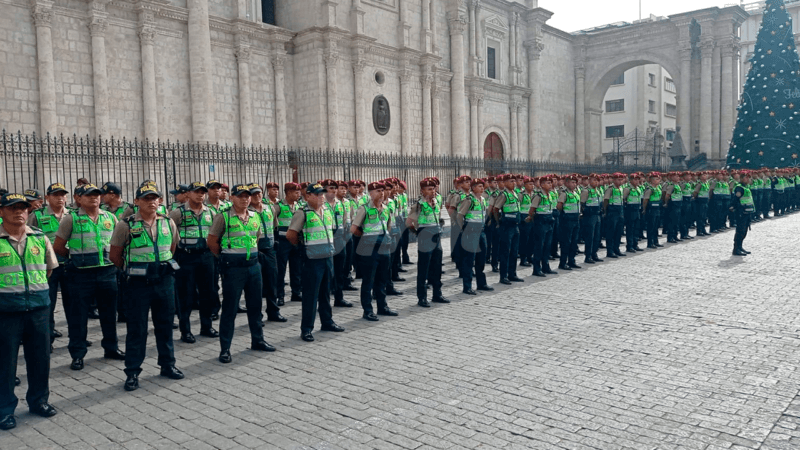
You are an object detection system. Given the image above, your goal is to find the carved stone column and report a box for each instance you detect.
[324,43,339,150]
[272,49,287,149]
[137,6,158,142]
[235,38,252,147]
[31,1,57,135]
[477,96,484,155]
[400,60,413,156]
[89,1,110,138]
[721,40,735,158]
[700,40,714,157]
[509,13,517,86]
[421,65,434,157]
[187,0,215,142]
[711,42,721,160]
[677,45,692,157]
[448,13,468,156]
[469,92,479,159]
[421,0,432,53]
[574,66,586,163]
[525,40,543,160]
[510,97,520,160]
[431,81,442,157]
[353,59,366,153]
[468,2,476,76]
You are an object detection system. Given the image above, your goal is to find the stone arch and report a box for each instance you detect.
[585,52,682,111]
[480,126,510,160]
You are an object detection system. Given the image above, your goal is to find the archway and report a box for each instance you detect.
[484,132,504,160]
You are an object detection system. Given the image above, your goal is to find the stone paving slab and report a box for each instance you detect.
[3,214,800,449]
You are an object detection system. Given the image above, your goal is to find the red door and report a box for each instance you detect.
[483,133,503,160]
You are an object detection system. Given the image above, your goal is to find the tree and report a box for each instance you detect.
[727,0,800,169]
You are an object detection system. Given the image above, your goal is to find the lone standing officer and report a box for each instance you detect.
[456,178,494,294]
[208,184,275,364]
[407,179,449,307]
[109,185,184,391]
[731,171,755,256]
[54,184,125,371]
[286,183,346,341]
[0,193,59,431]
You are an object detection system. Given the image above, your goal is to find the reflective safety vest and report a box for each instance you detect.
[101,202,131,221]
[682,182,694,199]
[133,204,168,216]
[697,182,710,199]
[648,185,662,204]
[178,206,213,250]
[737,183,755,213]
[520,192,532,213]
[625,186,642,205]
[125,216,173,274]
[535,192,554,215]
[0,231,50,312]
[608,187,623,206]
[775,178,786,193]
[276,201,295,237]
[500,190,520,222]
[34,209,66,264]
[418,199,441,232]
[713,181,729,196]
[670,183,683,202]
[250,205,275,250]
[302,208,335,259]
[562,191,580,215]
[220,211,260,262]
[464,195,486,224]
[585,188,601,207]
[362,205,389,237]
[68,210,116,268]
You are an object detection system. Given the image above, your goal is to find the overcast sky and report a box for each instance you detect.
[540,0,749,33]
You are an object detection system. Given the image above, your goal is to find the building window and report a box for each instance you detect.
[666,129,676,141]
[665,77,676,93]
[648,73,656,86]
[648,100,656,114]
[487,47,496,79]
[605,99,625,113]
[665,103,677,117]
[262,0,275,25]
[606,125,625,138]
[611,73,625,85]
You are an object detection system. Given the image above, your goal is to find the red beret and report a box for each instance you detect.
[283,182,299,192]
[266,182,279,189]
[399,180,407,190]
[336,180,348,188]
[367,181,385,191]
[470,178,485,188]
[420,179,436,189]
[321,179,337,188]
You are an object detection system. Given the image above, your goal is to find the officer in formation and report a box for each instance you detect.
[7,167,797,424]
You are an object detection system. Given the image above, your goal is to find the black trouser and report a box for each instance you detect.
[219,261,264,351]
[332,235,348,303]
[680,199,693,238]
[734,212,751,249]
[389,232,401,280]
[695,198,709,233]
[762,190,772,217]
[624,206,640,251]
[416,228,443,300]
[359,243,390,314]
[65,265,119,359]
[550,212,560,257]
[532,217,554,273]
[0,307,50,416]
[401,228,411,262]
[175,250,216,334]
[605,208,623,256]
[484,220,495,264]
[211,257,221,316]
[459,226,487,290]
[645,206,661,247]
[490,222,500,265]
[345,237,355,278]
[583,214,601,259]
[498,221,519,279]
[48,264,69,341]
[275,237,302,299]
[258,246,280,317]
[518,220,532,263]
[774,192,785,215]
[666,201,681,240]
[352,235,362,278]
[124,274,176,376]
[301,257,334,333]
[559,216,580,266]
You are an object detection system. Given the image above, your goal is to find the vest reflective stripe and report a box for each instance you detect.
[418,200,441,227]
[697,182,710,198]
[585,189,601,207]
[329,201,345,230]
[683,183,694,198]
[608,187,623,206]
[563,191,580,214]
[221,211,260,261]
[648,185,662,202]
[68,211,115,268]
[126,217,173,263]
[34,210,66,264]
[502,191,520,214]
[252,206,275,249]
[535,193,554,215]
[670,184,683,202]
[626,187,642,205]
[362,205,389,237]
[178,206,213,249]
[276,202,294,235]
[520,193,532,212]
[464,196,486,223]
[303,208,335,259]
[713,181,729,195]
[0,233,50,310]
[738,184,755,213]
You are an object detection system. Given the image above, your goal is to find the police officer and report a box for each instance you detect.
[27,183,70,343]
[109,185,184,391]
[407,179,449,307]
[517,177,535,267]
[527,175,557,277]
[492,174,523,285]
[663,172,683,243]
[336,180,358,291]
[248,184,286,323]
[351,181,397,321]
[274,182,303,304]
[602,173,626,258]
[557,175,581,270]
[322,179,353,308]
[731,171,756,256]
[484,176,500,272]
[623,174,643,253]
[23,189,44,213]
[456,178,494,294]
[169,182,219,342]
[709,171,729,232]
[0,193,60,430]
[53,184,125,371]
[641,172,663,249]
[168,185,189,211]
[581,174,604,264]
[208,184,275,363]
[286,183,346,341]
[100,183,131,221]
[693,172,711,236]
[680,172,695,240]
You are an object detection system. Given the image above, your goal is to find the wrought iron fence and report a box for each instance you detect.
[0,130,669,199]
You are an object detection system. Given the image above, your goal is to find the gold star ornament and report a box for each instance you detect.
[759,151,764,156]
[771,72,776,77]
[763,96,768,101]
[770,111,776,116]
[748,126,753,131]
[768,50,773,55]
[791,103,796,109]
[794,154,799,159]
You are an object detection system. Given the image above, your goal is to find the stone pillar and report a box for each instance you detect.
[138,24,158,141]
[431,81,441,157]
[700,40,713,157]
[324,45,339,150]
[574,66,586,163]
[587,108,602,162]
[187,0,215,142]
[711,43,721,160]
[235,41,253,147]
[421,0,432,53]
[31,2,57,136]
[477,97,484,154]
[731,42,740,133]
[677,47,692,156]
[430,0,438,56]
[721,42,735,157]
[525,41,543,160]
[469,92,479,158]
[448,14,468,156]
[400,65,414,155]
[272,50,288,149]
[89,11,109,138]
[509,13,517,85]
[421,66,433,157]
[510,99,519,159]
[353,60,366,153]
[468,3,476,76]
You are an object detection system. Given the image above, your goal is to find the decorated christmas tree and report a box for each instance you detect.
[727,0,800,169]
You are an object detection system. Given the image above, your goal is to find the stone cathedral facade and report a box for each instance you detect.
[0,0,750,163]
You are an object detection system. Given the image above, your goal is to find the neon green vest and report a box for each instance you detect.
[126,216,173,264]
[418,200,441,229]
[608,187,623,206]
[302,208,335,259]
[220,211,260,261]
[737,184,755,213]
[670,183,683,202]
[626,186,642,205]
[464,195,486,224]
[34,209,66,264]
[68,210,116,268]
[0,232,49,311]
[563,191,580,214]
[362,205,389,237]
[251,205,275,250]
[177,206,213,250]
[276,201,295,236]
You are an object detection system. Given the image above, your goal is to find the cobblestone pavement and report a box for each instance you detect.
[3,214,800,450]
